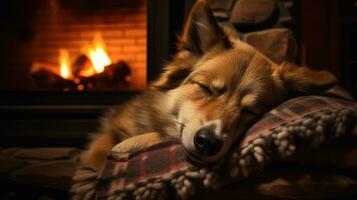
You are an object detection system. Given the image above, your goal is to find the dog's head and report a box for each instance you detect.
[152,0,336,162]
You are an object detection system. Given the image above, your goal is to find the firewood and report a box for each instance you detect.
[72,55,94,77]
[31,69,76,90]
[76,60,131,90]
[30,61,60,75]
[105,61,131,85]
[30,59,131,91]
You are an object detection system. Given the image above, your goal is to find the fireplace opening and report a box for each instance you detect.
[0,0,147,92]
[0,0,186,147]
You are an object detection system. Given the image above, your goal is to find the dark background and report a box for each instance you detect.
[296,0,356,97]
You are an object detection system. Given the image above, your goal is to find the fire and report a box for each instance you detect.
[87,34,111,74]
[59,49,71,79]
[57,33,112,78]
[31,31,133,91]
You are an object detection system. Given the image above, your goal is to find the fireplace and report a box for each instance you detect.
[0,0,189,147]
[0,0,147,92]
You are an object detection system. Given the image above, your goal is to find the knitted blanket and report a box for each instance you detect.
[70,87,357,200]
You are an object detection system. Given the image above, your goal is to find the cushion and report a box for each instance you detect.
[70,86,357,200]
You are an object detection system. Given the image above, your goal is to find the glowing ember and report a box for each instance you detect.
[59,49,71,79]
[78,65,97,77]
[87,34,112,74]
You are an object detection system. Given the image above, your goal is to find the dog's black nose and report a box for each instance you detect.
[194,128,222,156]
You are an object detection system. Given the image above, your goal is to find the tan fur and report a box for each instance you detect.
[81,0,337,171]
[111,132,175,154]
[81,134,116,170]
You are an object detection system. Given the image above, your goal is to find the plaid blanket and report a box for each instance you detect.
[70,87,357,200]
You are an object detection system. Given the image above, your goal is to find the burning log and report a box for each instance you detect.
[30,61,60,75]
[72,55,95,78]
[102,61,131,86]
[77,61,131,90]
[30,34,131,91]
[30,62,76,90]
[30,60,131,91]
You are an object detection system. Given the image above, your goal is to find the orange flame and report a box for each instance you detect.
[87,34,111,74]
[78,64,96,77]
[59,49,71,79]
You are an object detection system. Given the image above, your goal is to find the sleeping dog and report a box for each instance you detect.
[81,0,336,171]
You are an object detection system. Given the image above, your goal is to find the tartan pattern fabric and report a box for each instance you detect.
[96,141,192,197]
[241,94,356,144]
[88,87,357,199]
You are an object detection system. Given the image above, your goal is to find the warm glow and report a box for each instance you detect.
[78,66,96,77]
[59,49,71,79]
[87,34,111,74]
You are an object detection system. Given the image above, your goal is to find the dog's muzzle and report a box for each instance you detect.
[194,127,223,156]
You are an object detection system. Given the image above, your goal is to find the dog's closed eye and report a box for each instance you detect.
[190,80,214,95]
[196,82,213,95]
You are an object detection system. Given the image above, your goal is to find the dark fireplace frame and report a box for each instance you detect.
[0,0,195,147]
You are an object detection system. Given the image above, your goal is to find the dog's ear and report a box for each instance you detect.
[179,0,230,55]
[151,0,230,90]
[273,62,337,94]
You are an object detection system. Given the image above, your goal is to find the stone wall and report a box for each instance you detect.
[207,0,297,64]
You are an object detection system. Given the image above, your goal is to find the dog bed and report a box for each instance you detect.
[70,86,357,200]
